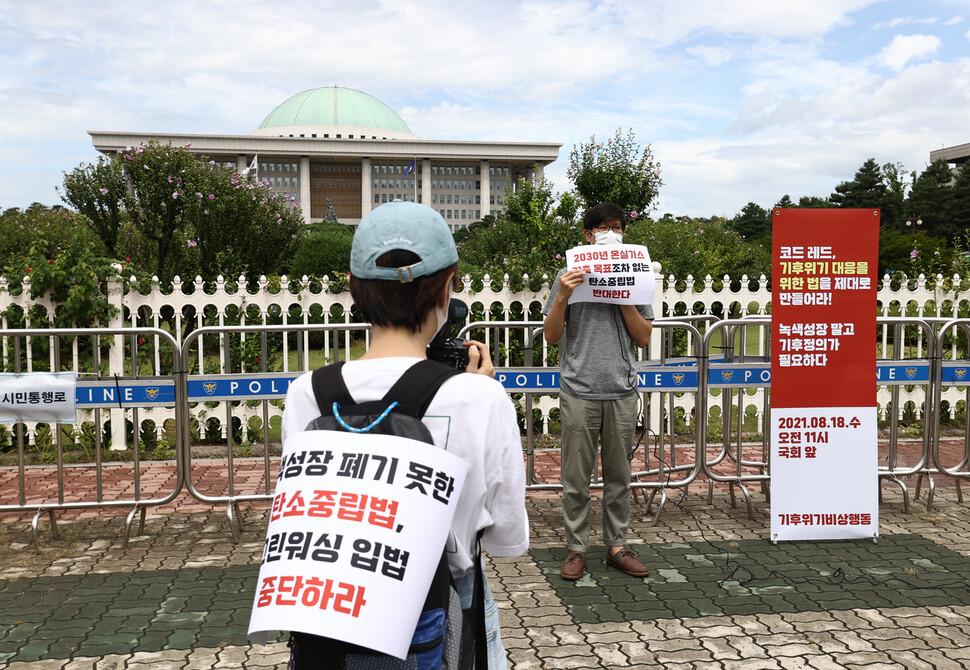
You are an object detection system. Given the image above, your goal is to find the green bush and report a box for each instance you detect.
[289,229,354,280]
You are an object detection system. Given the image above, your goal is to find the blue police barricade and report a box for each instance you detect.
[701,317,772,520]
[0,327,183,548]
[876,317,936,512]
[932,318,970,506]
[487,318,705,526]
[179,322,369,541]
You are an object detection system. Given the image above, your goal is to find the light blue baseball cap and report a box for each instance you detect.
[351,200,459,282]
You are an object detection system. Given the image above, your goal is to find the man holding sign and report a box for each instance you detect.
[260,201,528,668]
[543,202,654,581]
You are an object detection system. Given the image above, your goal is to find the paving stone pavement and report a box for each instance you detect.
[3,470,970,668]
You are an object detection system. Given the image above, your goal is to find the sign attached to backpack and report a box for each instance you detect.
[565,243,655,305]
[248,430,468,659]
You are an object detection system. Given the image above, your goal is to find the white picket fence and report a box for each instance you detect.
[1,268,967,445]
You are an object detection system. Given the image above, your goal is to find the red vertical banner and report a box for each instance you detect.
[770,209,879,541]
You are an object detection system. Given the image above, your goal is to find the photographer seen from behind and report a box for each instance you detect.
[280,200,528,668]
[542,202,653,581]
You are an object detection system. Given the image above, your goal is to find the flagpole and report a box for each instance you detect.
[413,157,417,203]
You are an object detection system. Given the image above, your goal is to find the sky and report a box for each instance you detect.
[2,0,969,219]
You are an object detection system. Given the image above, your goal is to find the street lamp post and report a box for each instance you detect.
[906,214,922,236]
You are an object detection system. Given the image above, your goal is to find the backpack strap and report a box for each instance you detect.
[311,359,460,421]
[381,359,462,418]
[472,528,487,670]
[310,361,353,417]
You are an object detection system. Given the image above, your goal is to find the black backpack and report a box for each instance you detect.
[287,360,487,670]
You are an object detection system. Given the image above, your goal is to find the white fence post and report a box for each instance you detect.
[108,275,126,450]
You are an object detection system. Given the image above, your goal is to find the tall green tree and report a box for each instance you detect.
[949,162,970,242]
[880,161,907,227]
[567,128,662,215]
[728,202,771,241]
[60,156,127,256]
[829,158,889,210]
[908,159,958,241]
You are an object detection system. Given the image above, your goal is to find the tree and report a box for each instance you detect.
[908,159,958,241]
[60,156,127,256]
[830,158,888,210]
[60,141,304,283]
[567,128,662,215]
[797,195,834,208]
[774,195,795,209]
[728,202,771,241]
[880,161,907,227]
[0,205,123,327]
[624,215,771,288]
[456,177,582,288]
[949,162,970,242]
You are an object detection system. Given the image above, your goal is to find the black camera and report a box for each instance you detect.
[427,298,469,369]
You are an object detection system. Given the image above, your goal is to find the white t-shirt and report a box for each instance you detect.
[281,357,530,577]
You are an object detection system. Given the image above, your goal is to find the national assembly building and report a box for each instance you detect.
[89,86,561,228]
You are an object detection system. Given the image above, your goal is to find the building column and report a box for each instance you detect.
[360,157,372,217]
[480,160,490,218]
[421,158,432,208]
[299,156,311,223]
[533,162,544,182]
[237,154,248,172]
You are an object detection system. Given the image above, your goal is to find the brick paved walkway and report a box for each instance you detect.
[2,446,970,669]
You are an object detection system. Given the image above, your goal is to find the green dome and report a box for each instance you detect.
[256,87,414,136]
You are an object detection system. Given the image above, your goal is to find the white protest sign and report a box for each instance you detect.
[0,373,77,423]
[565,244,655,306]
[248,430,468,659]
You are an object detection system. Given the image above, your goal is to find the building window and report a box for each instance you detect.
[375,194,380,203]
[475,195,480,204]
[490,195,495,205]
[447,210,452,218]
[284,177,290,187]
[293,177,298,188]
[382,194,387,203]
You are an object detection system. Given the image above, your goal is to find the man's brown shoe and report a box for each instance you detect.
[606,548,649,577]
[561,551,586,580]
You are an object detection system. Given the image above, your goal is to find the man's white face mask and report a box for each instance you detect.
[594,230,624,245]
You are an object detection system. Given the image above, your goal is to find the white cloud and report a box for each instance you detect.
[0,0,968,221]
[878,34,941,71]
[872,16,939,29]
[686,45,736,66]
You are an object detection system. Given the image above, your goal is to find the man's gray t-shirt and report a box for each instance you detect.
[542,267,654,400]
